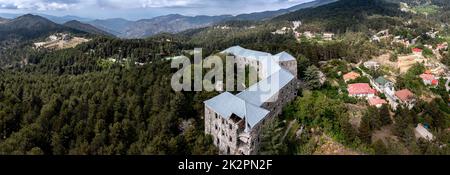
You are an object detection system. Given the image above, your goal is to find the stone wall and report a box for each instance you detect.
[279,60,298,78]
[205,106,251,155]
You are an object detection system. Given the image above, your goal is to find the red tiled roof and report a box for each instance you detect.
[348,83,376,95]
[420,73,435,81]
[412,48,423,52]
[437,43,448,50]
[343,71,360,81]
[395,89,414,102]
[369,97,387,106]
[432,79,439,85]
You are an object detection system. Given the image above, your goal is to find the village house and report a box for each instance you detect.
[415,123,434,141]
[437,42,448,51]
[364,61,380,70]
[372,29,390,42]
[347,83,376,99]
[272,27,289,35]
[371,76,399,109]
[412,48,423,57]
[292,21,302,30]
[426,30,439,39]
[373,76,393,93]
[343,71,361,82]
[204,46,298,155]
[303,31,314,39]
[395,89,416,109]
[323,32,335,41]
[420,72,439,86]
[215,25,231,30]
[372,35,381,42]
[368,97,387,108]
[392,36,410,47]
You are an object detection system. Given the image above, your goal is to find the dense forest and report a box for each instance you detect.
[0,38,219,155]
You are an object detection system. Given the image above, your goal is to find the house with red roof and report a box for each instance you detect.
[437,42,448,51]
[395,89,416,109]
[412,48,423,57]
[368,97,387,108]
[420,73,439,86]
[348,83,376,99]
[343,71,361,82]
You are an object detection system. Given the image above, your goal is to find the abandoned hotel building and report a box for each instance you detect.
[204,46,298,155]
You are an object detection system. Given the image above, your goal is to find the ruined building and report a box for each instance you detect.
[204,46,298,155]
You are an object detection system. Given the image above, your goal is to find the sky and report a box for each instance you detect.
[0,0,314,20]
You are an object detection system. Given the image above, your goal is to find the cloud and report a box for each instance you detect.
[96,0,200,9]
[0,0,313,10]
[0,0,80,10]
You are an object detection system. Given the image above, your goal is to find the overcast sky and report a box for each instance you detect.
[0,0,314,20]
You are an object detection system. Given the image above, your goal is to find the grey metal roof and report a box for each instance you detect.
[221,46,296,62]
[221,46,272,60]
[206,46,296,130]
[237,68,294,106]
[204,92,270,128]
[274,51,296,62]
[204,92,246,119]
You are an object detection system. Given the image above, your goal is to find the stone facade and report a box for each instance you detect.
[204,79,297,155]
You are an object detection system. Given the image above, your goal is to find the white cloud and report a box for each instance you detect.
[95,0,199,9]
[0,0,313,10]
[0,0,79,11]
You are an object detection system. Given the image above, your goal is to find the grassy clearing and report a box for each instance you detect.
[413,5,439,15]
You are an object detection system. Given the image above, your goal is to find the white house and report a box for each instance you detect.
[323,32,335,41]
[415,124,434,141]
[364,61,380,70]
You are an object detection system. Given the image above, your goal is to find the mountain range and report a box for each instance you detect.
[63,20,114,37]
[0,14,73,41]
[0,14,114,43]
[0,0,337,39]
[0,17,8,24]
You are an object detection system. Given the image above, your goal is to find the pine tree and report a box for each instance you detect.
[259,120,287,155]
[303,65,323,89]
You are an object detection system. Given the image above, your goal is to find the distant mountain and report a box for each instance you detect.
[0,14,84,41]
[232,0,338,21]
[87,0,335,38]
[0,13,93,24]
[88,18,134,36]
[63,20,113,37]
[40,14,93,24]
[0,17,8,24]
[274,0,401,33]
[0,13,21,19]
[120,14,232,38]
